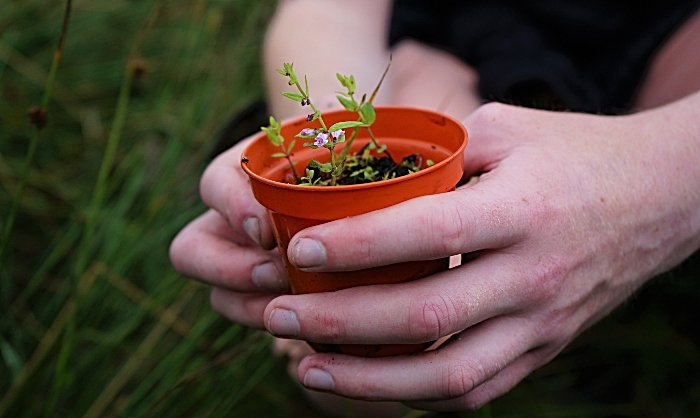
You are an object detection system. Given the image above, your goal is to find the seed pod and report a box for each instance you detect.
[28,106,47,130]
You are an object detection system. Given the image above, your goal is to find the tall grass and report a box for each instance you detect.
[0,1,321,416]
[1,1,699,417]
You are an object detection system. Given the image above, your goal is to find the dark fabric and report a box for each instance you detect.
[389,0,700,113]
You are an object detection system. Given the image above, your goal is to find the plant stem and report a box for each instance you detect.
[0,0,73,272]
[292,78,327,130]
[368,54,392,105]
[49,3,161,411]
[330,144,337,186]
[284,153,299,182]
[337,127,361,176]
[366,126,393,161]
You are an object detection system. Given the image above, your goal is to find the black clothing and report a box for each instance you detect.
[389,0,700,113]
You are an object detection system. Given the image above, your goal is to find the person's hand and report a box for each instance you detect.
[169,136,287,329]
[389,39,481,121]
[260,100,700,411]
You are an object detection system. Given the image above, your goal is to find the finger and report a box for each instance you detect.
[210,287,280,329]
[286,179,527,272]
[170,210,288,292]
[199,139,276,250]
[295,315,535,402]
[406,345,557,411]
[264,253,519,344]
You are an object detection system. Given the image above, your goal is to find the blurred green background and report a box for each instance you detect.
[1,1,699,417]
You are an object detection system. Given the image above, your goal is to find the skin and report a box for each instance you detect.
[170,0,700,412]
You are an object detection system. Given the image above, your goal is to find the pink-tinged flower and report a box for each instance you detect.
[299,128,316,136]
[314,132,329,147]
[331,129,344,140]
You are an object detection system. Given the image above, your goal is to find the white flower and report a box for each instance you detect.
[314,132,329,147]
[331,129,344,140]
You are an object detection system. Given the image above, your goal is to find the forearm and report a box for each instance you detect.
[629,90,700,275]
[263,0,394,119]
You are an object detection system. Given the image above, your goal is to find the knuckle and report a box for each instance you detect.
[209,287,225,315]
[409,295,459,342]
[522,192,561,233]
[523,256,568,304]
[425,200,472,257]
[169,230,193,275]
[198,164,217,206]
[469,102,510,128]
[224,190,243,226]
[212,261,235,287]
[438,361,481,399]
[531,308,575,345]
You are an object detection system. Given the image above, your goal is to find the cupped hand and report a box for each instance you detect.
[169,135,287,329]
[262,101,700,410]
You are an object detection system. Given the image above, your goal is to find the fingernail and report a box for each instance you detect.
[243,217,262,247]
[291,238,326,268]
[251,262,286,291]
[267,308,300,338]
[303,368,335,391]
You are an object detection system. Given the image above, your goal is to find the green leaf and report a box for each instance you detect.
[359,102,376,125]
[426,159,434,167]
[304,75,309,96]
[281,92,304,102]
[0,338,23,378]
[276,68,287,76]
[328,121,364,132]
[287,139,296,153]
[308,160,333,173]
[284,63,296,80]
[336,73,347,87]
[263,126,283,146]
[336,95,356,111]
[295,131,316,139]
[348,75,356,94]
[267,133,283,146]
[271,152,287,158]
[269,116,277,127]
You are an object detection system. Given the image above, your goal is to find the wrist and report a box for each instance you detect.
[624,91,700,274]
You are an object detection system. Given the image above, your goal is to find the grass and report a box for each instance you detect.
[1,1,699,417]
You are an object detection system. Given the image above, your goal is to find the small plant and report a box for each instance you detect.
[261,61,430,186]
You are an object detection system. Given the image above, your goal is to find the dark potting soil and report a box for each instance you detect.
[304,152,425,186]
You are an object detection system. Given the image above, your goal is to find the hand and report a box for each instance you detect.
[390,39,481,121]
[261,100,700,411]
[169,135,286,330]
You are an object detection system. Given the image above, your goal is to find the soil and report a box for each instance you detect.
[304,149,425,186]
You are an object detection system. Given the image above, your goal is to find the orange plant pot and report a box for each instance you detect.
[241,106,467,357]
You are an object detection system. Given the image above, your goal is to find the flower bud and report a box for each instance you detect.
[28,106,47,130]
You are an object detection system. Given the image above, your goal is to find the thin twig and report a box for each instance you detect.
[51,2,162,409]
[0,0,73,272]
[368,54,392,104]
